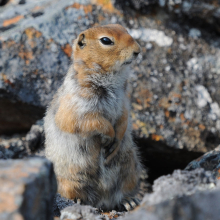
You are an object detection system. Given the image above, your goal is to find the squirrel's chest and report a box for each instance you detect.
[98,88,124,116]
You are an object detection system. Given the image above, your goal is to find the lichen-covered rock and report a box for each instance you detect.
[1,0,220,153]
[122,169,220,220]
[0,0,96,133]
[0,134,27,159]
[0,158,57,220]
[0,119,45,159]
[60,204,101,220]
[185,146,220,180]
[114,0,220,32]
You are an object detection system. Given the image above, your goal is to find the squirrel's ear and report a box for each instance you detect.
[77,33,86,49]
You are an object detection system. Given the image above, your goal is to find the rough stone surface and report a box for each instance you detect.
[0,134,27,159]
[0,119,45,159]
[54,194,127,219]
[186,145,220,180]
[0,158,57,220]
[128,19,220,152]
[122,169,220,220]
[143,169,216,206]
[115,0,220,32]
[53,194,75,217]
[60,205,101,220]
[53,168,220,220]
[0,0,220,153]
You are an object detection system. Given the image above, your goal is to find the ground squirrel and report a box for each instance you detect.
[44,24,142,210]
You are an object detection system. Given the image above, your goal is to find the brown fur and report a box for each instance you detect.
[44,24,142,210]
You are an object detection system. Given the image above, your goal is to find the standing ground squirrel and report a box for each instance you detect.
[44,24,142,211]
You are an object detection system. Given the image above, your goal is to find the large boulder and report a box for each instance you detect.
[0,158,57,220]
[114,0,220,32]
[1,0,220,154]
[186,145,220,180]
[123,169,220,220]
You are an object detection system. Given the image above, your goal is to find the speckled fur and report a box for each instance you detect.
[44,24,142,210]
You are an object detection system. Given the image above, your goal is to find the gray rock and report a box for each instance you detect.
[0,0,90,133]
[53,193,75,217]
[60,204,101,220]
[1,0,220,152]
[115,0,220,32]
[0,134,27,159]
[185,145,220,180]
[0,158,57,220]
[129,20,220,152]
[123,169,220,220]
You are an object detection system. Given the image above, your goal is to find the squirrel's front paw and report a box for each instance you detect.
[104,139,117,158]
[104,139,120,165]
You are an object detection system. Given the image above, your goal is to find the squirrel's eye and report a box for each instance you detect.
[100,37,114,45]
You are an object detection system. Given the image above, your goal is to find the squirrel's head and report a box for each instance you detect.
[72,24,141,74]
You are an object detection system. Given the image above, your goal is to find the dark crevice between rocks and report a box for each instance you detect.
[19,0,26,4]
[0,97,45,135]
[31,11,44,18]
[135,136,204,184]
[0,0,8,6]
[0,24,16,32]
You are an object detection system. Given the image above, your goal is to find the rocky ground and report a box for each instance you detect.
[1,0,220,219]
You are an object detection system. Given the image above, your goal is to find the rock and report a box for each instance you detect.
[0,0,92,133]
[185,145,220,180]
[128,18,220,152]
[1,0,220,152]
[0,158,57,220]
[0,119,45,159]
[53,194,75,217]
[122,169,220,220]
[114,0,220,32]
[60,204,101,220]
[0,134,27,159]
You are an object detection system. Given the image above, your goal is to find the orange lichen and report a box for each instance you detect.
[137,89,153,108]
[165,110,169,118]
[132,123,139,130]
[18,45,34,65]
[91,0,121,14]
[62,44,72,58]
[199,124,206,130]
[159,97,171,109]
[3,15,24,27]
[19,50,33,60]
[25,28,42,40]
[3,40,16,48]
[171,93,181,98]
[102,212,119,219]
[151,134,164,141]
[1,74,14,87]
[66,3,92,14]
[98,14,105,21]
[31,6,43,12]
[0,192,17,212]
[180,113,185,121]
